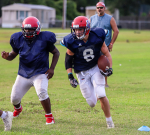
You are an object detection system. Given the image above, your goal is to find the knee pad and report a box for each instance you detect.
[95,85,106,98]
[92,72,106,98]
[86,98,97,107]
[38,91,49,101]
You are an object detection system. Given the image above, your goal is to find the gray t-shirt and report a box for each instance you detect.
[90,13,112,46]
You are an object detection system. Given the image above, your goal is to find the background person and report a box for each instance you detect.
[61,16,114,128]
[1,16,60,125]
[90,2,119,87]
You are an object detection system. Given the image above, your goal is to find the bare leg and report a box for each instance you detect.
[0,110,3,116]
[99,97,111,118]
[105,77,107,84]
[40,97,51,114]
[105,77,109,87]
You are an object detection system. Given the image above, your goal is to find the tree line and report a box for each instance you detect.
[0,0,150,19]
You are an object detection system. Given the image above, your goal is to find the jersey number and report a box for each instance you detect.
[83,49,94,62]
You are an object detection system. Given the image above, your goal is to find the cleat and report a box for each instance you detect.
[107,121,115,129]
[3,111,13,131]
[45,114,55,125]
[13,106,23,118]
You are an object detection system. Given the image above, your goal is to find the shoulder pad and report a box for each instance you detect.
[11,32,22,40]
[10,32,22,53]
[41,31,56,44]
[91,28,105,36]
[60,34,74,47]
[90,28,106,38]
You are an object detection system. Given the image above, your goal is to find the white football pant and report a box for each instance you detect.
[76,65,106,107]
[11,74,49,105]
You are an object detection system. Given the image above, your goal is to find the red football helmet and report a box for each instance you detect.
[21,16,41,40]
[71,16,90,40]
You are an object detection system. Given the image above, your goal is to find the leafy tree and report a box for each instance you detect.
[1,0,150,18]
[53,0,63,20]
[67,1,80,20]
[105,0,140,16]
[72,0,98,14]
[106,0,150,16]
[47,0,79,20]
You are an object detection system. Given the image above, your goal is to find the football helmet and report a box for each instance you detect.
[21,16,41,40]
[71,16,90,40]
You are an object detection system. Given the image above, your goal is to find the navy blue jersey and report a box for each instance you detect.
[10,31,56,78]
[61,28,106,73]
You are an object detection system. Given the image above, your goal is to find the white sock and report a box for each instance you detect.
[46,113,52,115]
[1,111,7,119]
[106,117,112,122]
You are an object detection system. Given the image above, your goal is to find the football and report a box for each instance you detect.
[98,55,110,72]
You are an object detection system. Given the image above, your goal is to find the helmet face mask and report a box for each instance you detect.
[71,28,86,40]
[22,28,36,40]
[21,16,41,40]
[71,16,90,40]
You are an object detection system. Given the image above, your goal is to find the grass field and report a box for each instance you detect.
[0,28,150,135]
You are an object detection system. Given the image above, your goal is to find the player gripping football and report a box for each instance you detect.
[60,16,114,128]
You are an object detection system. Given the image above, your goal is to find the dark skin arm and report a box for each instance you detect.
[0,110,3,116]
[45,47,60,79]
[1,50,18,61]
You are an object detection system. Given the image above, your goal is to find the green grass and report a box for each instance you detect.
[0,28,150,135]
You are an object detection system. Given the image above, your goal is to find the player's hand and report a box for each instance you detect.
[45,68,54,79]
[108,43,113,52]
[1,51,9,59]
[68,73,79,88]
[100,68,113,77]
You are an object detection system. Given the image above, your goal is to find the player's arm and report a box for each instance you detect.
[101,42,113,77]
[1,50,18,61]
[45,47,60,79]
[101,42,112,68]
[49,47,60,70]
[109,17,119,50]
[65,49,78,88]
[66,49,74,74]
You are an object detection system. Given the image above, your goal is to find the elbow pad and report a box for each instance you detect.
[65,53,73,70]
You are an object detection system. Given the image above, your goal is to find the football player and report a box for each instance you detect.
[60,16,114,128]
[1,16,60,125]
[0,110,13,131]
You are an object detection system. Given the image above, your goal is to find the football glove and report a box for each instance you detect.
[68,73,79,88]
[100,68,113,77]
